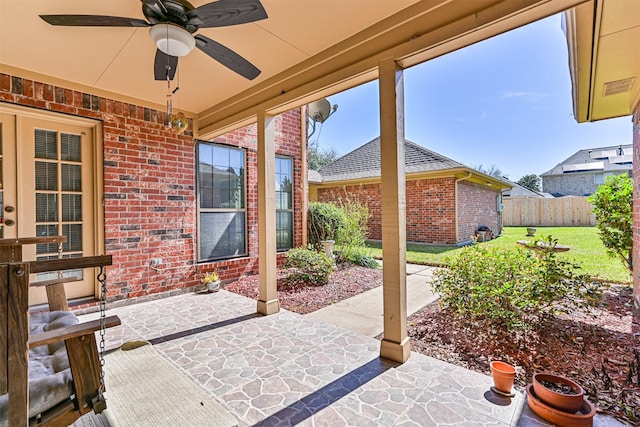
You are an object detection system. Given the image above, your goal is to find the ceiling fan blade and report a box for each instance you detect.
[195,34,260,80]
[154,50,179,81]
[40,15,149,27]
[187,0,267,28]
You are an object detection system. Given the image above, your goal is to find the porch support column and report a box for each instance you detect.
[378,58,410,363]
[257,109,280,315]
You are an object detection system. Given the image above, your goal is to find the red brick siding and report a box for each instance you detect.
[633,105,640,316]
[1,72,303,302]
[316,177,502,245]
[406,177,457,244]
[317,177,458,245]
[457,181,502,243]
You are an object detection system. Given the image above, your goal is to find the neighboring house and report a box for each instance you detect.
[503,181,550,198]
[541,145,632,196]
[309,138,511,246]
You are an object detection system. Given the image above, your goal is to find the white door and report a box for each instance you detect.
[0,108,100,305]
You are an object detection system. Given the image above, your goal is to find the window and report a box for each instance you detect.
[594,172,614,185]
[276,157,293,250]
[197,142,246,260]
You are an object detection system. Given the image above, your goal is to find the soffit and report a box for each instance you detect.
[566,0,640,122]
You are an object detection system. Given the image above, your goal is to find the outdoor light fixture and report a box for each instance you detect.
[149,23,195,57]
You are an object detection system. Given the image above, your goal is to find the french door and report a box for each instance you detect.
[0,105,102,305]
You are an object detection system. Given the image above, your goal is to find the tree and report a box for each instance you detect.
[308,143,340,170]
[517,174,541,192]
[588,174,633,272]
[472,163,505,178]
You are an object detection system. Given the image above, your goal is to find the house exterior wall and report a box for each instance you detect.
[0,72,303,305]
[457,181,502,242]
[315,177,502,245]
[542,172,599,196]
[543,169,632,197]
[633,104,640,317]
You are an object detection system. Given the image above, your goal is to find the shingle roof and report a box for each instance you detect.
[541,144,633,176]
[317,137,464,182]
[503,181,544,198]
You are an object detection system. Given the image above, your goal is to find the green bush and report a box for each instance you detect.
[283,247,335,286]
[334,197,371,264]
[347,250,379,269]
[432,236,603,330]
[308,202,347,251]
[588,174,633,271]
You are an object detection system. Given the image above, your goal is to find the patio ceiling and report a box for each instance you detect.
[565,0,640,122]
[1,0,588,137]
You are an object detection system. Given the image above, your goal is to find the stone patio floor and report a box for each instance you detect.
[78,290,626,426]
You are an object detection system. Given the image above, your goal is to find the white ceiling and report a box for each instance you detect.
[0,0,419,114]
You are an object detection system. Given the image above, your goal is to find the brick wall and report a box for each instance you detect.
[542,173,599,196]
[0,72,303,303]
[633,105,640,317]
[316,177,502,245]
[405,177,457,244]
[457,181,502,242]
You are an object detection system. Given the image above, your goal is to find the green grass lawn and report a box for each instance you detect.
[365,227,631,283]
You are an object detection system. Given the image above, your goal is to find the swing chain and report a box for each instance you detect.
[92,265,108,413]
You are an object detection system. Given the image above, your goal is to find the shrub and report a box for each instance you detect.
[334,197,371,264]
[347,250,380,269]
[432,236,603,330]
[308,202,347,251]
[588,174,633,271]
[283,247,335,286]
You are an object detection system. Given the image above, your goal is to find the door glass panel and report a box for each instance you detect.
[62,194,82,221]
[35,224,59,254]
[62,224,83,252]
[35,193,57,222]
[61,134,81,161]
[34,129,57,160]
[61,164,81,191]
[35,161,57,190]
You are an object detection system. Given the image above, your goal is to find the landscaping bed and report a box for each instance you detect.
[227,264,639,424]
[407,284,640,425]
[225,265,383,314]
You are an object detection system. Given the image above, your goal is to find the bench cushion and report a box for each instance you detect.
[0,311,78,424]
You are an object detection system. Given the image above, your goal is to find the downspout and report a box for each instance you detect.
[454,172,473,244]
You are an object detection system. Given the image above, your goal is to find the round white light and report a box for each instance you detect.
[149,23,195,57]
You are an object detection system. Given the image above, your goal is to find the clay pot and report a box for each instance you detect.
[533,373,585,413]
[526,384,595,427]
[490,361,516,395]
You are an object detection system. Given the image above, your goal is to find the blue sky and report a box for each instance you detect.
[310,14,633,181]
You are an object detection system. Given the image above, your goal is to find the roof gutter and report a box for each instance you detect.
[454,172,473,243]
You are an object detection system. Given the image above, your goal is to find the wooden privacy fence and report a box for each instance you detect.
[502,196,596,226]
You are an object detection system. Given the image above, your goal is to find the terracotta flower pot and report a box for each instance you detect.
[490,361,516,395]
[533,373,585,413]
[526,384,595,426]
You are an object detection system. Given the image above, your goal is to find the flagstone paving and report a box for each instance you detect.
[78,290,627,426]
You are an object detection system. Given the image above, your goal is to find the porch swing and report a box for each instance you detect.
[0,237,121,426]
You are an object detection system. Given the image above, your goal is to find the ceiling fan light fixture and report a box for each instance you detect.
[149,23,195,57]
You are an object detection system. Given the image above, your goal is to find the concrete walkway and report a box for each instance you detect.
[308,263,439,336]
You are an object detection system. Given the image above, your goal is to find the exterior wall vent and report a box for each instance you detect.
[602,77,636,96]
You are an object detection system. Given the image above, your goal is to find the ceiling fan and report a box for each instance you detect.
[40,0,267,81]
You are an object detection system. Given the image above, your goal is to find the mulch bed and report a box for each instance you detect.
[225,265,383,314]
[226,265,639,424]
